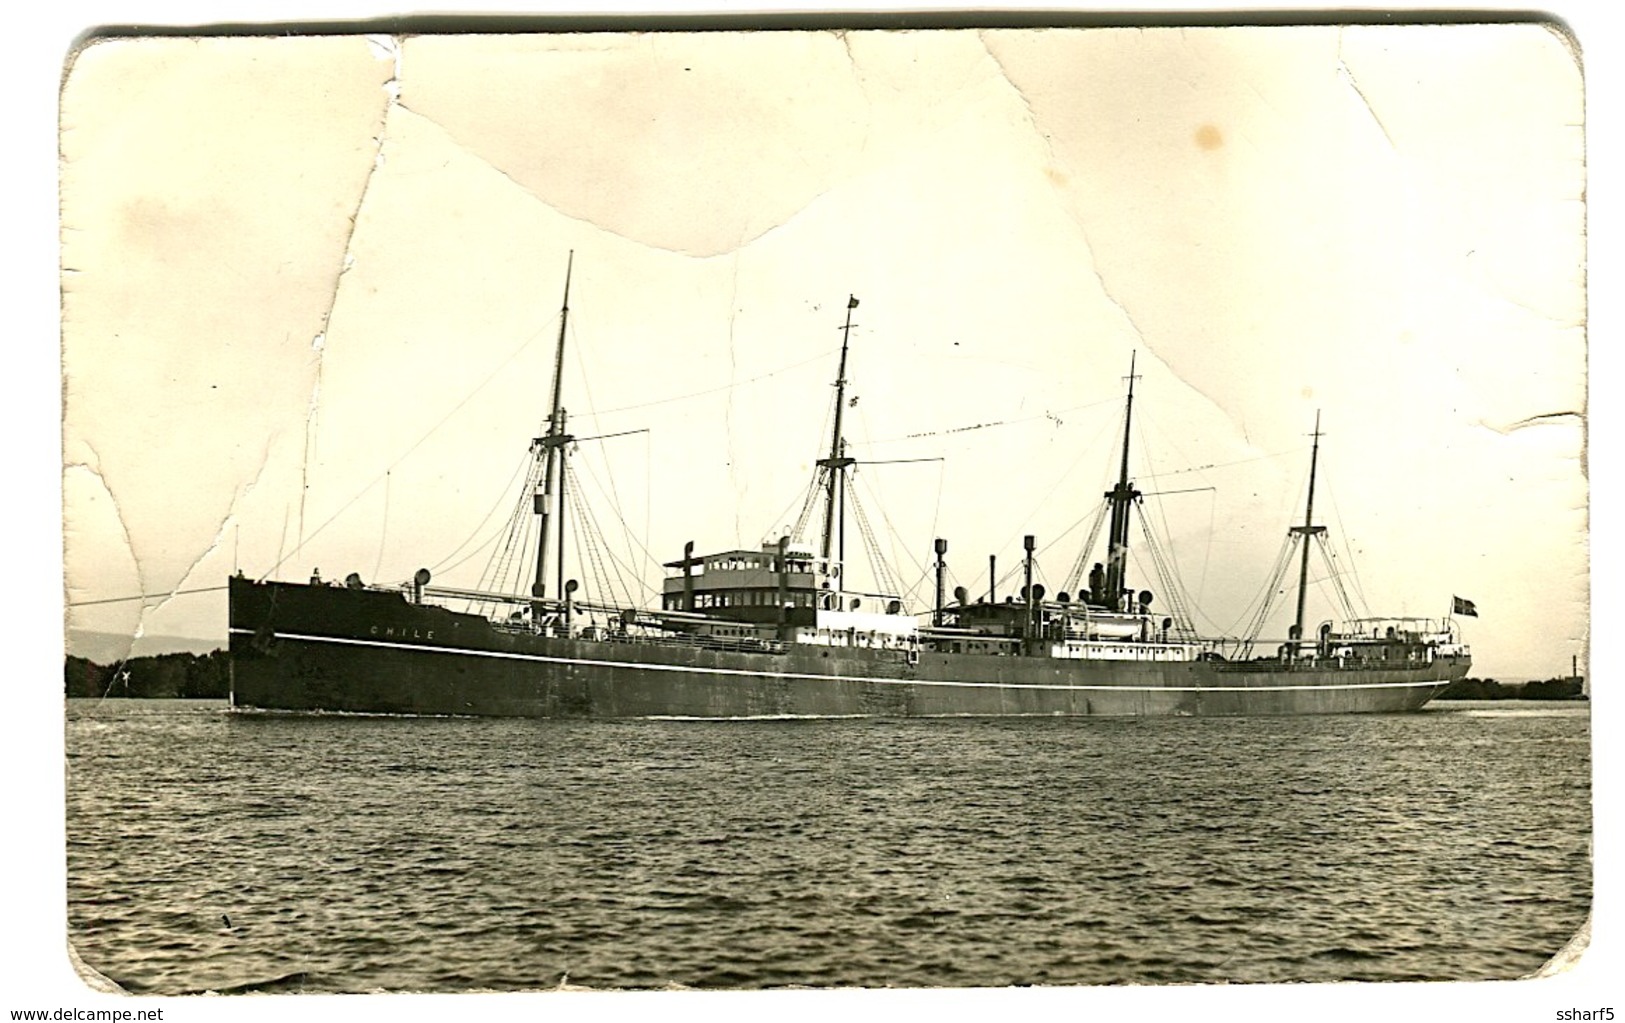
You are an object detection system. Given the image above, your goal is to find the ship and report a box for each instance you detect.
[228,259,1471,717]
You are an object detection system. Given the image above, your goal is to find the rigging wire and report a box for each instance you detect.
[1323,475,1374,617]
[428,450,536,576]
[275,504,290,582]
[1196,488,1216,616]
[1126,412,1232,632]
[644,429,653,582]
[434,511,519,588]
[67,586,228,608]
[583,528,658,608]
[1183,552,1245,638]
[1314,533,1365,623]
[559,432,657,598]
[864,393,1123,446]
[247,315,852,607]
[565,465,613,606]
[372,471,390,583]
[850,466,939,606]
[1061,502,1113,597]
[564,316,652,587]
[566,461,641,607]
[474,459,542,614]
[447,445,542,599]
[850,402,899,587]
[1127,408,1179,603]
[759,485,812,548]
[1134,498,1198,640]
[992,557,1032,597]
[1238,533,1301,654]
[258,319,553,580]
[1138,414,1198,605]
[1135,494,1207,629]
[789,466,828,546]
[1137,446,1303,482]
[1222,435,1319,646]
[784,378,844,548]
[479,462,540,587]
[983,412,1116,579]
[846,477,905,604]
[588,347,839,417]
[568,451,665,594]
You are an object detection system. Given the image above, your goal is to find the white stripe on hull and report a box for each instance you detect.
[231,627,1452,694]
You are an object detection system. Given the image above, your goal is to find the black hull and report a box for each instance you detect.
[228,579,1468,718]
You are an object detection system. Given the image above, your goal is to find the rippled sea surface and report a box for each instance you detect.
[64,699,1590,993]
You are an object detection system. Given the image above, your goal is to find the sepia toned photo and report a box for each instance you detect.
[56,16,1589,1011]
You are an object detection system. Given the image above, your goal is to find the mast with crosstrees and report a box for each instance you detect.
[1289,411,1327,648]
[531,252,575,612]
[1102,353,1141,612]
[817,296,860,582]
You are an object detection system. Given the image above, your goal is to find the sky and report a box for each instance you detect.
[60,22,1585,680]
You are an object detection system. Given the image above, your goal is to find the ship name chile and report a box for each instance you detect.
[370,625,435,641]
[1557,1010,1614,1020]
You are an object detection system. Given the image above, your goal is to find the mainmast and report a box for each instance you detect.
[1102,353,1142,611]
[1289,411,1327,645]
[817,296,859,579]
[531,252,575,609]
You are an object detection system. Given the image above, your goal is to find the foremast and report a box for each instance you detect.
[1102,353,1141,612]
[531,252,575,613]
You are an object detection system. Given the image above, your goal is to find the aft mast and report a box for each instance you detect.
[817,296,860,582]
[531,252,575,613]
[1102,353,1141,611]
[1289,411,1327,647]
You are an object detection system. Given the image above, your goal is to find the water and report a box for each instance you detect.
[64,699,1591,993]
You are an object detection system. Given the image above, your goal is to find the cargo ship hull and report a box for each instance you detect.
[229,579,1467,719]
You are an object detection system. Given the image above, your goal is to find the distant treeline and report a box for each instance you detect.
[1436,675,1586,701]
[65,651,230,699]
